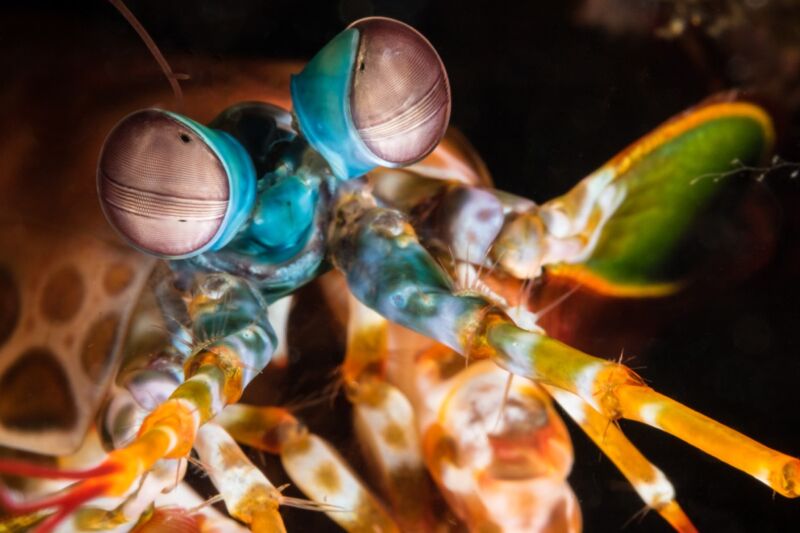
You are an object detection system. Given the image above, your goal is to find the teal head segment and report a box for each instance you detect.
[290,17,451,180]
[97,109,256,259]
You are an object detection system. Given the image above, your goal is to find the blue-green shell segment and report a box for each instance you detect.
[249,176,317,251]
[291,28,381,180]
[188,274,277,388]
[334,208,488,353]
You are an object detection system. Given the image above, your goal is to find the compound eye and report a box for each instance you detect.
[97,110,231,258]
[348,17,451,166]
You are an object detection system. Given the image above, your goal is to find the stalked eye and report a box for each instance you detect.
[348,17,450,167]
[97,109,256,259]
[291,17,451,179]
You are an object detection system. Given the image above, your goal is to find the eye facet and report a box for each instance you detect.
[349,17,451,167]
[290,17,451,179]
[97,110,255,258]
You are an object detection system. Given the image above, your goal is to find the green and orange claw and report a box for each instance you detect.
[542,98,774,296]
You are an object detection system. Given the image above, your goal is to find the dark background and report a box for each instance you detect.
[2,1,800,532]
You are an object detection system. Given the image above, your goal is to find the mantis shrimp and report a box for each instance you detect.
[0,9,798,533]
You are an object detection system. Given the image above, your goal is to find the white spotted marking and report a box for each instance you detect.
[574,362,605,409]
[195,424,277,514]
[353,384,422,473]
[638,404,663,428]
[441,460,475,495]
[282,435,364,520]
[189,372,224,415]
[754,468,772,486]
[633,469,676,507]
[548,388,588,425]
[155,426,178,456]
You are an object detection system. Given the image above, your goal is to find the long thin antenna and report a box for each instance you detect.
[108,0,184,110]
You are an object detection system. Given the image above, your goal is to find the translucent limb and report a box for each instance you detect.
[491,326,800,498]
[546,387,697,533]
[216,405,400,533]
[416,353,581,533]
[194,423,286,533]
[145,481,251,533]
[343,295,437,530]
[0,273,277,530]
[71,459,186,531]
[329,197,800,499]
[268,295,294,368]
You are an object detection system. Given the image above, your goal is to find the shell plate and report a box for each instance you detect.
[0,222,153,455]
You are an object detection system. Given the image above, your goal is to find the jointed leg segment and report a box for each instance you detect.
[546,387,696,533]
[0,273,278,531]
[217,404,400,532]
[329,196,800,505]
[342,295,440,530]
[494,328,800,498]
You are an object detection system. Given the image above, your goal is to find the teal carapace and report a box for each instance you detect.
[249,176,316,250]
[290,18,451,181]
[99,16,452,265]
[97,108,257,260]
[290,28,379,180]
[163,112,258,254]
[97,106,318,263]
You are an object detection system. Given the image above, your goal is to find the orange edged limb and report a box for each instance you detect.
[342,295,440,531]
[416,351,581,533]
[547,387,697,533]
[330,197,800,505]
[0,414,179,532]
[0,473,110,533]
[487,324,800,499]
[216,404,400,533]
[0,361,253,531]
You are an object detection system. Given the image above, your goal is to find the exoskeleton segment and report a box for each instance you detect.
[0,11,797,533]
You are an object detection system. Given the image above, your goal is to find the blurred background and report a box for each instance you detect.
[2,1,800,531]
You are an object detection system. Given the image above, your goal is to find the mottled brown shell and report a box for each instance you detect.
[0,20,298,457]
[0,222,153,454]
[97,110,230,257]
[349,17,451,166]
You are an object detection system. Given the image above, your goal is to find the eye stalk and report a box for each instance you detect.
[291,17,451,179]
[97,109,256,259]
